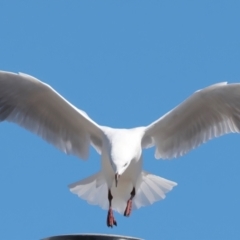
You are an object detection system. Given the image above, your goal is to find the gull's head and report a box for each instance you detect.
[113,160,131,187]
[108,142,139,188]
[109,141,142,187]
[105,127,144,187]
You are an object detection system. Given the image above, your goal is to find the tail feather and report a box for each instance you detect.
[133,171,177,210]
[68,172,108,210]
[69,171,177,214]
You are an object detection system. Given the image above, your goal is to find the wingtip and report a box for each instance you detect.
[196,82,228,92]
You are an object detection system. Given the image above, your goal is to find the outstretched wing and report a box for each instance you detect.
[0,71,103,159]
[143,82,240,159]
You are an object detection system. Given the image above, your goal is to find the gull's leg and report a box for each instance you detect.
[107,189,117,227]
[124,187,136,217]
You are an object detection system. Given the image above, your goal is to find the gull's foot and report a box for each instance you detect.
[124,199,132,217]
[107,208,117,228]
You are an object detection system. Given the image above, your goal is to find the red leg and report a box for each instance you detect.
[106,189,117,227]
[124,187,136,217]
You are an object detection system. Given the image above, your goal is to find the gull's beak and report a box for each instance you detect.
[115,173,120,187]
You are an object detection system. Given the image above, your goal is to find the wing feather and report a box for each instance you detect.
[143,82,240,159]
[0,71,103,159]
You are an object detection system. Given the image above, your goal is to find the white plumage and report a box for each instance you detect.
[0,71,240,227]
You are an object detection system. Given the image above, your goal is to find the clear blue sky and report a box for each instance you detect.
[0,1,240,240]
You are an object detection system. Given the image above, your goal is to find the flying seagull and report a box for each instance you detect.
[0,71,240,227]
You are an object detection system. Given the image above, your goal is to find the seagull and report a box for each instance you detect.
[0,71,240,227]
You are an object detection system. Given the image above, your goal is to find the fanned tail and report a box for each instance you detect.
[68,170,177,214]
[68,172,109,211]
[132,171,177,210]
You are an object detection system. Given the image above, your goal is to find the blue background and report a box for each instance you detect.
[0,1,240,239]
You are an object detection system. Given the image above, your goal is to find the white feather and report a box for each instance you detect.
[143,82,240,159]
[69,171,177,214]
[0,71,103,159]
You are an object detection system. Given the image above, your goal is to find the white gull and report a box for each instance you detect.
[0,71,240,227]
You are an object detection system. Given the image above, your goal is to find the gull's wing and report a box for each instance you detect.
[142,82,240,159]
[0,71,103,159]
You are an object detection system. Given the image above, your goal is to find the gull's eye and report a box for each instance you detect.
[123,162,128,167]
